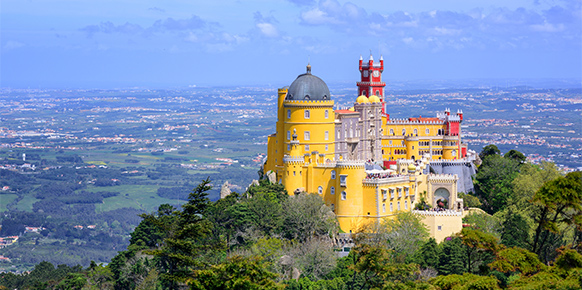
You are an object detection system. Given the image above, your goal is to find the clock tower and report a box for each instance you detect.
[357,54,387,115]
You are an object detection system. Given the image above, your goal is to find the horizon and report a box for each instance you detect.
[2,0,581,89]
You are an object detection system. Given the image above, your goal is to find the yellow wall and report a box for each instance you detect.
[418,213,463,243]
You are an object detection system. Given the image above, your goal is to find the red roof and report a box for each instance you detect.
[335,110,356,114]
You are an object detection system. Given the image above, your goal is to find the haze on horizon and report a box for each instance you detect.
[1,0,580,89]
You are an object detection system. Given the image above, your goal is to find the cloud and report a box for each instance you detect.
[299,0,581,51]
[3,40,25,50]
[81,21,144,37]
[286,0,315,6]
[253,12,280,38]
[148,7,165,13]
[152,16,206,31]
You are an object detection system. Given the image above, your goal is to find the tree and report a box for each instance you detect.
[430,273,501,290]
[531,172,582,262]
[479,144,501,160]
[474,154,521,214]
[500,208,530,249]
[188,256,282,290]
[437,237,465,275]
[282,193,338,241]
[381,212,429,263]
[151,178,215,289]
[504,149,526,164]
[457,227,499,274]
[412,238,439,270]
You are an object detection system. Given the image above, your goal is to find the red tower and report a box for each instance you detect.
[357,54,387,115]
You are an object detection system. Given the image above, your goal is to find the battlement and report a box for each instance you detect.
[412,209,463,217]
[336,160,365,168]
[283,156,304,163]
[386,119,444,125]
[283,100,334,107]
[428,174,458,183]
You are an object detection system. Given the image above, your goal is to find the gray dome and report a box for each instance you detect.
[286,66,331,101]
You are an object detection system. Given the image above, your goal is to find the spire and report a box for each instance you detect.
[359,55,363,60]
[380,55,384,61]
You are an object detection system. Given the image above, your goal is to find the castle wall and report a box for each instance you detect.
[413,210,463,243]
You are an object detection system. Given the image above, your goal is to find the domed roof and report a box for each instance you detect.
[348,107,355,111]
[286,65,331,101]
[369,95,381,103]
[356,95,370,103]
[408,163,417,172]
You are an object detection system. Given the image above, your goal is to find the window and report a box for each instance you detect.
[402,129,406,135]
[389,140,392,145]
[390,189,395,199]
[382,189,387,200]
[382,203,386,213]
[318,186,323,194]
[305,145,309,151]
[304,110,310,119]
[398,188,402,198]
[426,129,430,134]
[325,144,329,151]
[331,170,336,179]
[325,131,329,140]
[337,129,340,138]
[304,131,310,140]
[325,110,329,119]
[330,186,335,195]
[397,202,401,211]
[438,226,442,231]
[389,129,394,135]
[405,200,408,210]
[287,144,290,150]
[287,110,291,118]
[341,191,347,200]
[293,171,296,176]
[331,203,335,211]
[390,203,393,212]
[405,187,409,197]
[287,131,291,140]
[413,129,418,135]
[340,175,347,187]
[375,90,380,96]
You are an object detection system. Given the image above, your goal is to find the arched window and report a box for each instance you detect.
[330,186,335,195]
[413,129,418,135]
[382,203,386,213]
[287,110,291,118]
[304,131,310,140]
[390,203,393,212]
[325,131,329,140]
[331,170,336,179]
[402,129,406,135]
[341,191,347,200]
[426,128,430,135]
[389,129,394,135]
[318,186,323,194]
[287,131,290,140]
[304,110,310,119]
[405,201,408,209]
[375,90,380,96]
[325,110,329,119]
[397,201,401,211]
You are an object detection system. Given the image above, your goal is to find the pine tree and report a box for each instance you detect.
[438,237,465,275]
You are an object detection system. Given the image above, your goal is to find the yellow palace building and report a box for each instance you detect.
[264,55,477,241]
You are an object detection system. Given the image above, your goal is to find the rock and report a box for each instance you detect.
[280,255,292,266]
[266,170,277,184]
[292,268,301,280]
[250,179,259,187]
[220,181,231,199]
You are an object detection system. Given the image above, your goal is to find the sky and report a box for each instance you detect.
[1,0,581,88]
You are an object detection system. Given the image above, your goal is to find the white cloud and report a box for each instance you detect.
[256,23,279,37]
[4,40,25,50]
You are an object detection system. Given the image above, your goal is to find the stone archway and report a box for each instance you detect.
[433,187,450,209]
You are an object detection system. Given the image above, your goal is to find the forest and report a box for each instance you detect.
[0,145,581,290]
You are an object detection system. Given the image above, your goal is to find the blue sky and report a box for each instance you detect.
[1,0,580,88]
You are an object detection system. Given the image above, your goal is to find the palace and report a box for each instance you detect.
[264,55,476,241]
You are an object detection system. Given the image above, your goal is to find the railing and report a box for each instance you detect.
[362,175,410,185]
